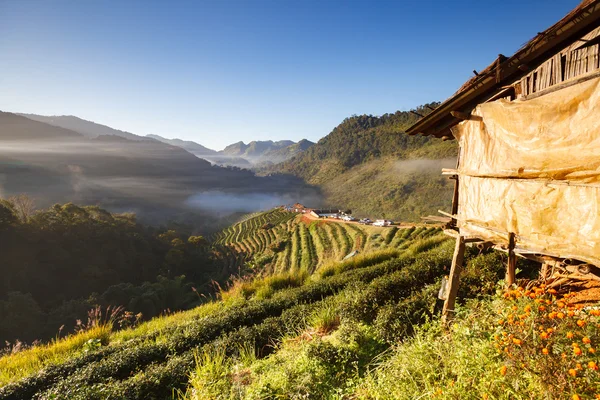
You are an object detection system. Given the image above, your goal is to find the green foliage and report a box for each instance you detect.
[0,200,217,345]
[263,105,458,221]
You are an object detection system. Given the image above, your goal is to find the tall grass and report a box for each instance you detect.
[0,325,111,386]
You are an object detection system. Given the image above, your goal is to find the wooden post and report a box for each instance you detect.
[506,232,516,287]
[540,262,550,281]
[442,235,466,324]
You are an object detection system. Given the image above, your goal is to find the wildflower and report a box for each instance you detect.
[540,332,549,339]
[524,305,531,313]
[557,301,566,308]
[568,310,575,317]
[539,305,546,312]
[577,363,582,370]
[573,395,581,400]
[548,288,557,294]
[590,347,596,354]
[500,365,507,376]
[546,327,554,333]
[542,348,549,355]
[574,347,583,356]
[512,338,523,346]
[577,320,586,327]
[589,361,599,371]
[567,331,574,339]
[582,337,591,344]
[569,368,577,377]
[548,312,557,319]
[557,312,565,319]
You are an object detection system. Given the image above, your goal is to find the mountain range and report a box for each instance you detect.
[19,114,315,168]
[5,106,457,224]
[0,111,322,230]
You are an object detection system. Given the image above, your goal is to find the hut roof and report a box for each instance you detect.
[406,0,600,138]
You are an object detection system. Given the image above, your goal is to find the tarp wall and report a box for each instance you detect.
[451,76,600,265]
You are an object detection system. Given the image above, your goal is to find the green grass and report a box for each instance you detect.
[0,325,111,387]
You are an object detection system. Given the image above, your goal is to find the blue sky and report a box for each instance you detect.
[0,0,579,150]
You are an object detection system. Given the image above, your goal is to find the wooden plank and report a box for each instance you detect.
[442,236,466,324]
[506,232,516,287]
[523,68,600,100]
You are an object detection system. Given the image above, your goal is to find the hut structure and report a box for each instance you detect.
[406,0,600,321]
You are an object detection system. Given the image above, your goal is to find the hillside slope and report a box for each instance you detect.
[211,208,443,275]
[146,134,218,156]
[2,207,598,399]
[18,114,145,141]
[220,139,315,166]
[265,104,457,221]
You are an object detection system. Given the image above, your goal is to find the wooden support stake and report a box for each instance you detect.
[540,262,550,281]
[506,232,516,287]
[442,236,466,324]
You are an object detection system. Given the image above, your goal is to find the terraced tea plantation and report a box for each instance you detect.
[1,208,521,400]
[212,208,443,273]
[0,217,483,400]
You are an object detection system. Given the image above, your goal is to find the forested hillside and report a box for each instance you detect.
[0,198,230,345]
[265,104,458,221]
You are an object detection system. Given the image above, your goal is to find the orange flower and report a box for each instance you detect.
[512,338,523,346]
[577,363,583,370]
[573,347,583,356]
[577,320,586,327]
[512,305,518,311]
[540,332,549,339]
[497,319,504,325]
[568,310,575,317]
[524,305,531,313]
[557,301,566,308]
[557,312,565,319]
[569,368,577,377]
[500,365,507,376]
[548,288,557,294]
[588,361,599,371]
[582,337,591,344]
[590,347,596,354]
[573,395,581,400]
[548,312,558,319]
[542,348,549,355]
[567,332,574,339]
[546,299,552,305]
[538,306,546,312]
[546,328,554,333]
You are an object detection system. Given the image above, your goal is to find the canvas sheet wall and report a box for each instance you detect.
[452,77,600,265]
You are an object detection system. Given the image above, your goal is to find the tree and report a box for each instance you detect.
[9,194,36,223]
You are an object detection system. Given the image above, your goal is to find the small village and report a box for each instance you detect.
[281,202,394,226]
